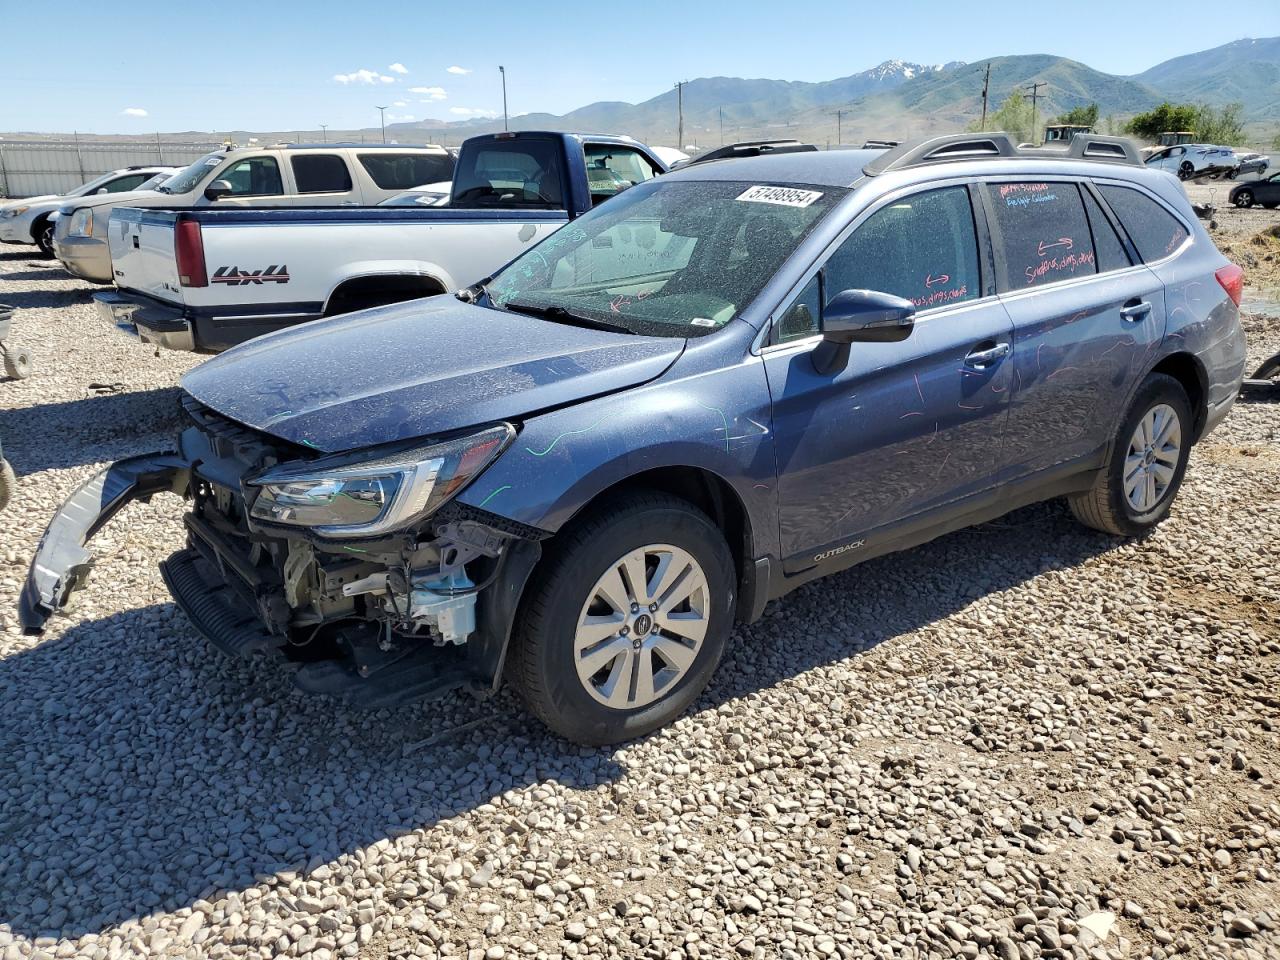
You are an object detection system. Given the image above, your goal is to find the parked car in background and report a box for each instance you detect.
[1229,152,1270,179]
[22,133,1245,745]
[98,132,668,352]
[0,165,178,257]
[1143,144,1237,180]
[51,143,455,283]
[0,437,13,513]
[1229,171,1280,208]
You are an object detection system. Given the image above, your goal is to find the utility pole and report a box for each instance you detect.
[980,62,991,131]
[499,66,509,131]
[319,124,328,143]
[1024,81,1046,143]
[674,81,685,150]
[835,109,844,145]
[375,106,388,143]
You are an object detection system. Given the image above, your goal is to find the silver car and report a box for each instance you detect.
[0,166,178,257]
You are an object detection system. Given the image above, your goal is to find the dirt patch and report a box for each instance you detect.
[1215,225,1280,294]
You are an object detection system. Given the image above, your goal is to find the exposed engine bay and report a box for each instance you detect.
[170,395,543,707]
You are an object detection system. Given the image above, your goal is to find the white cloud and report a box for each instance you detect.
[410,86,447,100]
[333,68,396,85]
[449,106,497,118]
[120,107,148,118]
[446,66,471,75]
[387,113,415,122]
[388,62,408,75]
[393,100,407,107]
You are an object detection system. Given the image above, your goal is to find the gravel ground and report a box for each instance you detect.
[0,221,1277,960]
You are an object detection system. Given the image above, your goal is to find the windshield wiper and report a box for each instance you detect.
[502,300,635,334]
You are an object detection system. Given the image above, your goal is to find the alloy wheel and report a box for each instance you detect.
[1123,403,1182,513]
[573,543,709,710]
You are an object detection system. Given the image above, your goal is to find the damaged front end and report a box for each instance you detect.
[21,395,545,708]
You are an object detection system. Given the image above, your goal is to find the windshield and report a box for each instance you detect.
[157,152,224,194]
[486,178,844,337]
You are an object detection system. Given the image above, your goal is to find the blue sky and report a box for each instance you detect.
[0,0,1265,134]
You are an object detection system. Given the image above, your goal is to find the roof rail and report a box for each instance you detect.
[863,131,1143,176]
[687,139,819,165]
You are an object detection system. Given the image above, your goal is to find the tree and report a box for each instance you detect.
[1193,103,1245,146]
[1126,102,1199,141]
[1055,103,1099,128]
[970,90,1036,142]
[1273,130,1280,152]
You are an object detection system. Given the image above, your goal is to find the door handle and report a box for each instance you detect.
[1120,300,1152,322]
[964,342,1011,368]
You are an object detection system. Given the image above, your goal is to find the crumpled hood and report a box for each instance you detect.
[181,297,685,452]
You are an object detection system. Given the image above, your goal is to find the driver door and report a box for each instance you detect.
[763,184,1015,572]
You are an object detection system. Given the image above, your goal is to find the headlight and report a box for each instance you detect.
[2,206,29,219]
[68,208,94,237]
[247,424,514,537]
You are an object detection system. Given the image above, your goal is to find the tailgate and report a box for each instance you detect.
[109,207,185,304]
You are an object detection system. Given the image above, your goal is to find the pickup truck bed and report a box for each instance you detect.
[100,131,668,352]
[106,206,568,351]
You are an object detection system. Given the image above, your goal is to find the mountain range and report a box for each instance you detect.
[385,37,1280,149]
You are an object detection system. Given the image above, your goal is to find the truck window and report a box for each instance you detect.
[219,156,284,197]
[357,153,455,190]
[291,154,353,194]
[583,144,659,205]
[452,139,565,209]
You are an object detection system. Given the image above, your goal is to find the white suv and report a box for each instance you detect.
[0,166,178,257]
[53,143,454,283]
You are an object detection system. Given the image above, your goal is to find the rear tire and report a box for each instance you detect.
[1068,374,1192,536]
[1178,161,1195,181]
[511,492,735,745]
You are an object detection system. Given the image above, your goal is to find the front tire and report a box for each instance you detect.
[33,219,55,258]
[1234,189,1254,208]
[511,492,735,745]
[1068,374,1192,536]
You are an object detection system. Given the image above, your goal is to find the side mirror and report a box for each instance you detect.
[94,187,109,195]
[812,289,916,375]
[204,180,233,201]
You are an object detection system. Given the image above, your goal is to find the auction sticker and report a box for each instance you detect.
[736,185,823,207]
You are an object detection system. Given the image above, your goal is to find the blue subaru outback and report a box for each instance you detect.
[21,133,1247,745]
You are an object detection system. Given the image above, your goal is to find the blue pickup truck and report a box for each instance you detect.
[96,132,669,352]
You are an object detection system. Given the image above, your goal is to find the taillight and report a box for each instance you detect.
[175,219,207,288]
[1215,263,1243,307]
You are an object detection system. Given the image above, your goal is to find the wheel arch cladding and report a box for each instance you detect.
[1150,352,1207,439]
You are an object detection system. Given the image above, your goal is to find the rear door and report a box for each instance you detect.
[980,178,1164,483]
[763,183,1015,569]
[288,152,362,206]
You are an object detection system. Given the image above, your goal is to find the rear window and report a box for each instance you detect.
[357,153,455,191]
[986,181,1097,289]
[1097,184,1189,263]
[291,154,353,194]
[452,138,566,208]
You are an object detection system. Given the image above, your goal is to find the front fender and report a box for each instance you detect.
[456,360,780,559]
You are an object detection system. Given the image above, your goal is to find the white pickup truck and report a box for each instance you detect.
[97,132,668,352]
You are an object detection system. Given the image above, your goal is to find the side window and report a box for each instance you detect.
[1097,185,1189,263]
[986,181,1096,289]
[1081,188,1132,273]
[358,153,456,191]
[776,274,822,343]
[218,156,283,196]
[583,145,660,204]
[825,186,980,310]
[103,174,150,193]
[291,154,353,194]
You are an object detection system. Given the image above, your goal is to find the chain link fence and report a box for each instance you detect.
[0,139,223,198]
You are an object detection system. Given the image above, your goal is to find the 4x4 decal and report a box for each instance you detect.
[212,265,290,285]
